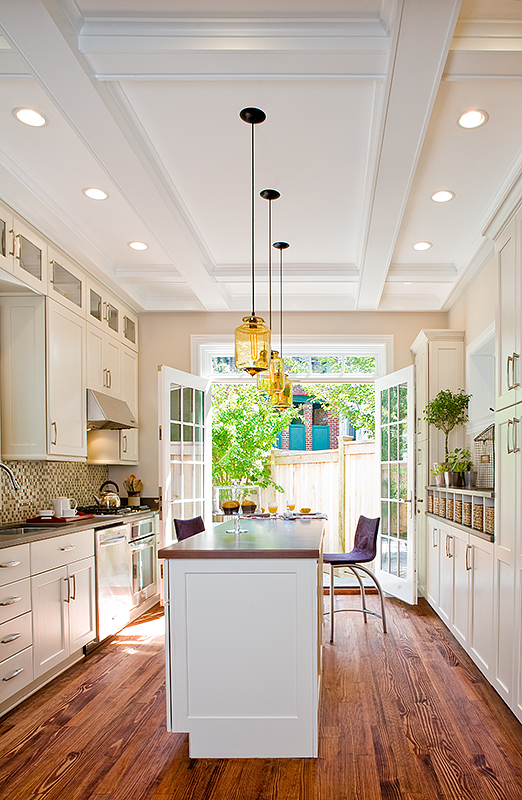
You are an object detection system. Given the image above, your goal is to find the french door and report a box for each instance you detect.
[158,366,211,548]
[375,365,417,605]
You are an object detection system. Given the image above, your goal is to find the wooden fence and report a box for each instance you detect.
[259,437,377,553]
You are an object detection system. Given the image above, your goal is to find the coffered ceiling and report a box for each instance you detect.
[0,0,521,313]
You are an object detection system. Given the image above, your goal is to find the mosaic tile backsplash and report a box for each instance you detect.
[0,460,109,524]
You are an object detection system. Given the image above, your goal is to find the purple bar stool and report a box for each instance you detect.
[323,515,386,642]
[174,516,205,541]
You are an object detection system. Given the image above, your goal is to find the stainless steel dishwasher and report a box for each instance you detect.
[95,523,133,644]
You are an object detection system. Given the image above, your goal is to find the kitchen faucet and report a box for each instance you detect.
[0,462,20,490]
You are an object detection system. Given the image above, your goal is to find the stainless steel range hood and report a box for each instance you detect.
[87,390,138,430]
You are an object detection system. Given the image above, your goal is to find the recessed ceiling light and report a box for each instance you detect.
[458,110,488,129]
[13,107,47,127]
[128,241,148,251]
[413,241,432,251]
[83,187,108,201]
[432,190,455,203]
[403,282,413,285]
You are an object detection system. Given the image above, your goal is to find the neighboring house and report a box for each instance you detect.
[275,386,354,451]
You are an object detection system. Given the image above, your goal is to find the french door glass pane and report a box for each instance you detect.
[0,219,5,257]
[380,379,409,576]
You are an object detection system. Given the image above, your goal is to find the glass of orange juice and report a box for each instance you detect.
[286,500,295,512]
[268,504,278,517]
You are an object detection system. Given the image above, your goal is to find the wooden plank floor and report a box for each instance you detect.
[2,598,522,800]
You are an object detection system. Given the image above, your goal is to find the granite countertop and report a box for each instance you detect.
[0,510,157,549]
[159,517,325,560]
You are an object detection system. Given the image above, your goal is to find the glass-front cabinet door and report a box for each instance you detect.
[12,217,48,293]
[48,247,84,316]
[123,311,138,351]
[375,365,417,605]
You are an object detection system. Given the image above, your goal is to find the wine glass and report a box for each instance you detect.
[286,499,296,512]
[268,503,278,518]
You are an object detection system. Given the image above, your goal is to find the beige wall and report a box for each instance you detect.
[448,252,496,346]
[111,309,448,496]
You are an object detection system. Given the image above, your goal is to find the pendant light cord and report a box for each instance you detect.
[251,122,255,318]
[268,200,272,329]
[279,247,283,357]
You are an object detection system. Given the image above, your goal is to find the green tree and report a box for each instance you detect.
[302,383,376,437]
[212,384,297,489]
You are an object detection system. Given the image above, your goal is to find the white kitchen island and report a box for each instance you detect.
[158,517,324,758]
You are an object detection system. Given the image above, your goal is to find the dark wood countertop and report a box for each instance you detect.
[158,517,324,560]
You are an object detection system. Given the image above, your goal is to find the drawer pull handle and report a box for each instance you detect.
[1,632,22,644]
[0,596,22,606]
[0,561,21,568]
[60,545,76,552]
[3,667,24,682]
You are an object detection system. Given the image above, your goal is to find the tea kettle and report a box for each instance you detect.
[93,480,121,509]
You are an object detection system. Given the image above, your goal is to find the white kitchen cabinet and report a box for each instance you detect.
[47,298,87,458]
[0,544,34,705]
[493,406,519,708]
[48,246,86,318]
[87,323,122,398]
[426,518,440,609]
[426,515,494,679]
[496,214,521,411]
[120,346,139,462]
[31,531,95,680]
[0,295,87,460]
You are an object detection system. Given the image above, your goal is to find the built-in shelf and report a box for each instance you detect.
[426,486,494,539]
[426,485,495,498]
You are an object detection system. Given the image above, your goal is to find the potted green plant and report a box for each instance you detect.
[446,446,473,488]
[423,388,472,464]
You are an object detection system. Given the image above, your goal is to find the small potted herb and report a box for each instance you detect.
[430,462,447,488]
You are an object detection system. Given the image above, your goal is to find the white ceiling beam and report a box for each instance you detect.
[0,0,228,311]
[356,0,463,310]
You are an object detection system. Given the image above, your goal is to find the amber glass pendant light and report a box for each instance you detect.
[235,108,271,376]
[270,241,293,410]
[257,188,280,394]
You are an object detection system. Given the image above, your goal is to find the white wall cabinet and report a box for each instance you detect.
[86,324,122,398]
[0,199,14,274]
[31,532,95,680]
[496,215,521,411]
[0,295,87,460]
[47,299,87,458]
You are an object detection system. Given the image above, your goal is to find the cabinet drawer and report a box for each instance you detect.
[0,611,32,660]
[31,530,94,573]
[0,545,30,586]
[0,578,31,625]
[0,645,34,704]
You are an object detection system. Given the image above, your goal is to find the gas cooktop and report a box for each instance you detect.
[77,505,150,516]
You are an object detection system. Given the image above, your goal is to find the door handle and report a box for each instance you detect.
[0,561,21,569]
[507,355,513,391]
[513,353,520,388]
[1,632,22,644]
[3,667,24,682]
[64,576,71,603]
[432,528,437,548]
[507,419,514,454]
[465,544,473,571]
[511,417,520,453]
[0,596,22,606]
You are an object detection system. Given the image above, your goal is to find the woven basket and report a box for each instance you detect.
[428,495,433,514]
[439,498,446,517]
[454,499,462,524]
[446,498,454,520]
[463,501,472,527]
[484,506,494,536]
[473,505,483,531]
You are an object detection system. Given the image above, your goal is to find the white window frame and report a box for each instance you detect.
[191,334,394,384]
